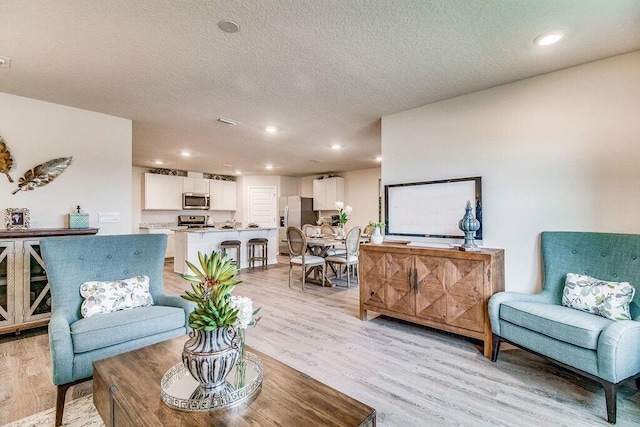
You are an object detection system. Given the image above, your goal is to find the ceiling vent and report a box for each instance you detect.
[0,56,11,68]
[216,117,240,127]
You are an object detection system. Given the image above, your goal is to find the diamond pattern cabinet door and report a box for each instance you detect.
[413,255,447,323]
[383,252,414,316]
[414,255,485,332]
[360,249,387,309]
[445,258,484,332]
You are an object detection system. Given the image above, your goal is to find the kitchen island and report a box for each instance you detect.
[173,227,278,273]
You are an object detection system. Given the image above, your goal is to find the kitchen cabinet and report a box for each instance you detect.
[0,228,99,335]
[182,177,209,194]
[313,177,344,211]
[143,173,183,210]
[209,180,237,211]
[359,243,504,358]
[139,227,175,258]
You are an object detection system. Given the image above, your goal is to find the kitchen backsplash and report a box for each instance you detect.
[140,211,233,226]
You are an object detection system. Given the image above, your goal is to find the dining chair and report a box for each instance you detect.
[302,224,315,237]
[320,223,335,236]
[286,226,326,289]
[325,226,362,288]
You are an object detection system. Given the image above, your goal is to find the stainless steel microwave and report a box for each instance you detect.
[182,193,210,210]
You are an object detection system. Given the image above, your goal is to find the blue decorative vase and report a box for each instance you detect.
[458,201,480,252]
[182,328,240,390]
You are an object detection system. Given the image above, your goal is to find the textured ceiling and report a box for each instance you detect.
[0,1,639,177]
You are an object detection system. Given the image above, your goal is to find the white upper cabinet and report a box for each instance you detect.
[313,177,344,211]
[209,180,237,211]
[182,177,209,194]
[143,173,182,210]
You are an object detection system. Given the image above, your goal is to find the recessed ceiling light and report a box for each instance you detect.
[218,20,239,33]
[234,170,242,175]
[154,160,164,165]
[375,156,382,162]
[265,164,273,170]
[534,31,563,46]
[180,151,191,157]
[265,126,278,134]
[331,144,341,150]
[0,56,11,68]
[220,163,234,167]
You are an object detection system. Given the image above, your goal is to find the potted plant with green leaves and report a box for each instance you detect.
[180,250,260,390]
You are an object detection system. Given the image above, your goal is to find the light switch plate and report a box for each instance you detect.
[98,212,120,223]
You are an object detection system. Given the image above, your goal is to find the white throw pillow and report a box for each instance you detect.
[80,275,154,318]
[562,273,635,321]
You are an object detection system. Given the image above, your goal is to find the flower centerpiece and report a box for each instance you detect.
[180,251,254,390]
[335,201,352,237]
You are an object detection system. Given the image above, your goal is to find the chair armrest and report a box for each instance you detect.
[48,310,75,385]
[488,291,553,335]
[597,320,640,383]
[155,293,196,333]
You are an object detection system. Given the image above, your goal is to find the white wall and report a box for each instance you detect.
[342,168,382,229]
[0,92,132,234]
[299,168,381,229]
[382,51,640,293]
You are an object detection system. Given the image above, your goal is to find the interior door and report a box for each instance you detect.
[248,186,277,227]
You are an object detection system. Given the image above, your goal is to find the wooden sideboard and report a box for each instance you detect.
[359,242,504,358]
[0,228,99,335]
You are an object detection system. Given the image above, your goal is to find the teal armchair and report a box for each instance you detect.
[40,234,193,426]
[489,232,640,424]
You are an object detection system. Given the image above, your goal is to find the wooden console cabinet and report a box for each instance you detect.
[0,228,99,335]
[359,242,504,358]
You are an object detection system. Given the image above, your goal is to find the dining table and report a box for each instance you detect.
[305,236,345,286]
[305,234,370,286]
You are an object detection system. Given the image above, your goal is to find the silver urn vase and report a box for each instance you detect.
[182,327,240,390]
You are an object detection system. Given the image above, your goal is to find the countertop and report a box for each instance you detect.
[0,228,100,239]
[175,227,276,233]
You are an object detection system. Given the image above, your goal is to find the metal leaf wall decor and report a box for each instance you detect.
[0,134,14,183]
[12,156,73,195]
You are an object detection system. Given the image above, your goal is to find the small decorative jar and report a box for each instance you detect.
[371,226,384,245]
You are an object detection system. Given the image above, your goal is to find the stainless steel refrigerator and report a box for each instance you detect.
[278,196,316,254]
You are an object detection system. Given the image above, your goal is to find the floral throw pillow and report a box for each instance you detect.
[562,273,635,321]
[80,275,154,318]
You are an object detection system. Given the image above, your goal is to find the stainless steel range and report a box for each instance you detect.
[177,215,207,228]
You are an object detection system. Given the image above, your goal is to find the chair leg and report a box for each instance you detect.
[288,265,292,288]
[322,263,326,286]
[602,380,617,424]
[55,382,74,427]
[302,266,306,290]
[347,263,351,288]
[491,333,501,362]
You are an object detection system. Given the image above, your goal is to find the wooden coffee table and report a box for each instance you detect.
[93,336,376,426]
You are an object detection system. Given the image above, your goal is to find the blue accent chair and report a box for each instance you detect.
[40,234,193,426]
[489,232,640,424]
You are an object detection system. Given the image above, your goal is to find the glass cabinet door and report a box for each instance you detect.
[0,241,15,327]
[23,240,51,322]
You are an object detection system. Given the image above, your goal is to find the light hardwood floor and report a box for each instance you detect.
[1,259,639,426]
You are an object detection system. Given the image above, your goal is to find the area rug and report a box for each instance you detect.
[2,396,102,427]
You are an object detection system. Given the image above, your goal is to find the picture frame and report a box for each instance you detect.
[5,208,30,230]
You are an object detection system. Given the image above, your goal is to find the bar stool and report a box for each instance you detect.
[247,238,268,269]
[220,240,241,266]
